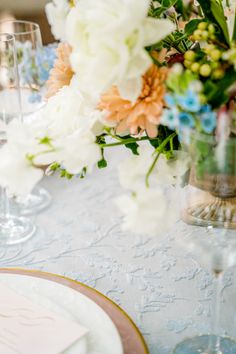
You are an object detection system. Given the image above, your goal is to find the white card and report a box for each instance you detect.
[0,282,88,354]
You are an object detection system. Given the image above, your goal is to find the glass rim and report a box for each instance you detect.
[0,20,40,36]
[0,32,15,42]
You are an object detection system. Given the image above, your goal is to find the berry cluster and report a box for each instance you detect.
[192,22,215,42]
[183,22,226,80]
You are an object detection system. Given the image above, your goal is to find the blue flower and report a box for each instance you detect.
[177,90,201,113]
[200,112,216,133]
[199,104,211,114]
[36,44,57,85]
[178,112,195,128]
[161,109,179,130]
[165,94,176,108]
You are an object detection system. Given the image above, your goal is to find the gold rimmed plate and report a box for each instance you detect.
[0,268,149,354]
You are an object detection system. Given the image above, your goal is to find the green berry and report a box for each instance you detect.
[211,61,220,69]
[201,31,209,40]
[193,29,202,41]
[205,44,215,54]
[199,94,207,104]
[210,49,221,61]
[184,50,196,61]
[198,22,208,31]
[212,68,224,79]
[208,24,215,34]
[200,64,212,77]
[184,60,192,68]
[191,62,200,73]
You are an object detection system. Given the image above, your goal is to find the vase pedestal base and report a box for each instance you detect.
[172,335,236,354]
[182,197,236,229]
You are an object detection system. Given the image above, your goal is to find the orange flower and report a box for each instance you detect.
[46,43,73,99]
[99,65,168,138]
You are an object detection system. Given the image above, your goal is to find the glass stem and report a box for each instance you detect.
[2,187,10,219]
[208,270,223,354]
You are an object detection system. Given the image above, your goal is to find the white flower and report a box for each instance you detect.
[116,186,179,235]
[223,1,236,39]
[42,85,104,138]
[0,119,48,197]
[0,143,43,197]
[116,143,190,235]
[6,119,47,155]
[118,144,190,190]
[45,0,71,41]
[66,0,174,101]
[35,129,101,174]
[34,85,103,174]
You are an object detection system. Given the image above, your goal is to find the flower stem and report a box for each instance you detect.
[100,136,158,148]
[145,151,162,188]
[145,132,177,187]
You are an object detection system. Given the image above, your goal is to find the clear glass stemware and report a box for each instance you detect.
[0,20,51,215]
[173,131,236,353]
[0,33,36,245]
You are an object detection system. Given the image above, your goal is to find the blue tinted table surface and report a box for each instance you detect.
[1,148,236,354]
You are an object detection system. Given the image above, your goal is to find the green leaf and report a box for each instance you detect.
[184,19,204,36]
[50,162,60,171]
[232,7,236,42]
[125,142,139,155]
[97,158,108,169]
[197,0,230,46]
[39,136,52,146]
[204,68,236,108]
[149,0,179,17]
[80,167,87,179]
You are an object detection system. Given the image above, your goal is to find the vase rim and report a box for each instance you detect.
[183,129,236,145]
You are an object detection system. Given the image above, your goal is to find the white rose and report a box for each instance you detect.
[66,0,174,101]
[45,0,71,41]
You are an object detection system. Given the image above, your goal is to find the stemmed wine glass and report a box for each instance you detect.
[173,227,236,354]
[172,132,236,353]
[0,33,36,245]
[0,20,51,215]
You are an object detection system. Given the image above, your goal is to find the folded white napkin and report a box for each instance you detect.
[0,282,88,354]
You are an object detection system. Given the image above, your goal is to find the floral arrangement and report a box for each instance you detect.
[1,0,236,235]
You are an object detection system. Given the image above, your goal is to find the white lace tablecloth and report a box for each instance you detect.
[1,148,236,354]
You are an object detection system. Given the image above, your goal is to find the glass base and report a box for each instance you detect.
[182,197,236,229]
[0,215,36,245]
[19,187,52,216]
[172,335,236,354]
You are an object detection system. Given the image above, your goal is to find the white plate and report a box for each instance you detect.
[0,274,123,354]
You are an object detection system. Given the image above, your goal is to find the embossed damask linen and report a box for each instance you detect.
[1,148,236,354]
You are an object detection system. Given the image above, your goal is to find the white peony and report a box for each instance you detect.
[45,0,71,41]
[66,0,174,102]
